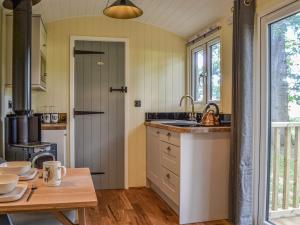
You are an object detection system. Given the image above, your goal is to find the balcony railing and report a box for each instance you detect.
[270,122,300,219]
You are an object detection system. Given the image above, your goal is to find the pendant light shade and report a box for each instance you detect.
[103,0,143,19]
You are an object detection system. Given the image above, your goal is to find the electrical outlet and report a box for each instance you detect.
[134,100,141,107]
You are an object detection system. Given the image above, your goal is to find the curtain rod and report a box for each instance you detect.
[186,26,222,47]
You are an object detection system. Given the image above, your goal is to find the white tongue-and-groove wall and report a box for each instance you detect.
[1,13,233,187]
[32,16,186,187]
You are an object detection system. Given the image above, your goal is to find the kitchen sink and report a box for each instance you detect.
[161,122,231,128]
[163,123,202,127]
[158,120,198,127]
[162,123,202,127]
[151,120,230,128]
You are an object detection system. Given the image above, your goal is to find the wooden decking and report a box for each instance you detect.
[86,188,233,225]
[271,216,300,225]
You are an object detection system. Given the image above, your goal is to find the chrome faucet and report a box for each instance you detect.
[179,95,196,121]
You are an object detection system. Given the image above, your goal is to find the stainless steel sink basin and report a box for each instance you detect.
[157,120,198,127]
[151,120,196,125]
[162,122,202,127]
[161,121,231,128]
[150,120,199,127]
[150,120,230,128]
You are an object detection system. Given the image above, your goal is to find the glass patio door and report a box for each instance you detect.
[259,2,300,224]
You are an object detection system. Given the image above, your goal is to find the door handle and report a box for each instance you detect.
[74,110,105,116]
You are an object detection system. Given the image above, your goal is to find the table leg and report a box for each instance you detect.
[0,215,13,225]
[52,211,74,225]
[78,208,86,225]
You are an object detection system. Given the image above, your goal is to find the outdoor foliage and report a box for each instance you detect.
[271,12,300,121]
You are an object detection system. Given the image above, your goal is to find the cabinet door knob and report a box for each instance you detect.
[156,131,160,135]
[167,133,171,137]
[166,174,170,179]
[167,146,171,151]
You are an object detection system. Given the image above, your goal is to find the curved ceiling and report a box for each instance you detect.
[3,0,233,38]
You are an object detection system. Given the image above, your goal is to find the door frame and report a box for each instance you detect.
[254,1,300,224]
[69,36,129,189]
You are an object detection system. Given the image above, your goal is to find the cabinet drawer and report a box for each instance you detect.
[161,167,179,205]
[148,127,161,137]
[159,130,180,146]
[160,142,180,176]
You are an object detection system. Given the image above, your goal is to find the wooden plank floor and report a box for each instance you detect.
[86,188,233,225]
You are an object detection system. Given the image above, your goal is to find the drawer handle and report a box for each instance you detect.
[166,174,171,179]
[167,133,171,137]
[167,146,171,151]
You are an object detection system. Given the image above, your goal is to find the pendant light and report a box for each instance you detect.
[103,0,143,19]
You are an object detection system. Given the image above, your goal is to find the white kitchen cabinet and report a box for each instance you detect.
[146,127,161,187]
[6,14,47,91]
[160,141,180,176]
[161,166,180,205]
[146,126,230,224]
[41,130,67,166]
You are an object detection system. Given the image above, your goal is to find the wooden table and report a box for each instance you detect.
[0,168,98,225]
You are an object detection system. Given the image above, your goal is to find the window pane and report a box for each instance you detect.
[194,49,205,102]
[209,42,221,101]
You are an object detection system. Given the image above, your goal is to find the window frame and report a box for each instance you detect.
[207,38,222,103]
[188,35,222,106]
[191,45,207,105]
[256,1,300,224]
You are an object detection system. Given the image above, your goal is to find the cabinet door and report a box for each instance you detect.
[41,130,67,166]
[5,15,13,85]
[147,127,161,187]
[6,15,47,90]
[40,21,47,57]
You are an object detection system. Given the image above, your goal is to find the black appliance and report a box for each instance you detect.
[5,143,57,169]
[3,0,56,167]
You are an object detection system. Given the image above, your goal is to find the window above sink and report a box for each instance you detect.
[188,33,222,106]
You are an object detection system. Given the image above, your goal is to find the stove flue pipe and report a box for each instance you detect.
[12,0,32,115]
[3,0,41,115]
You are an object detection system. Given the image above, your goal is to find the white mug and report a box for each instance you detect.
[43,161,67,187]
[42,113,51,124]
[50,113,59,124]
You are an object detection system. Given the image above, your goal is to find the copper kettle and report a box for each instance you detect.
[201,103,220,126]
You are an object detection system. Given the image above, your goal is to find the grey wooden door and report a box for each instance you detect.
[74,40,125,190]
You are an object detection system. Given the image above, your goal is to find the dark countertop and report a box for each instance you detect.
[145,121,231,133]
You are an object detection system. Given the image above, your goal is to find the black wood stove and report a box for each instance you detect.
[3,0,56,169]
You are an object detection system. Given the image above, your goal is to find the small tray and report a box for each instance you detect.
[0,183,28,203]
[19,168,38,181]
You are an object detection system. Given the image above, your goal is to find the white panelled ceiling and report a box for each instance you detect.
[3,0,233,38]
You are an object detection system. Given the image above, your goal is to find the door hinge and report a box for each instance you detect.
[73,47,104,57]
[91,172,105,175]
[73,108,105,116]
[110,86,128,93]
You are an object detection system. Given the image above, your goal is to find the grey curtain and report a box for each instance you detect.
[230,0,255,225]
